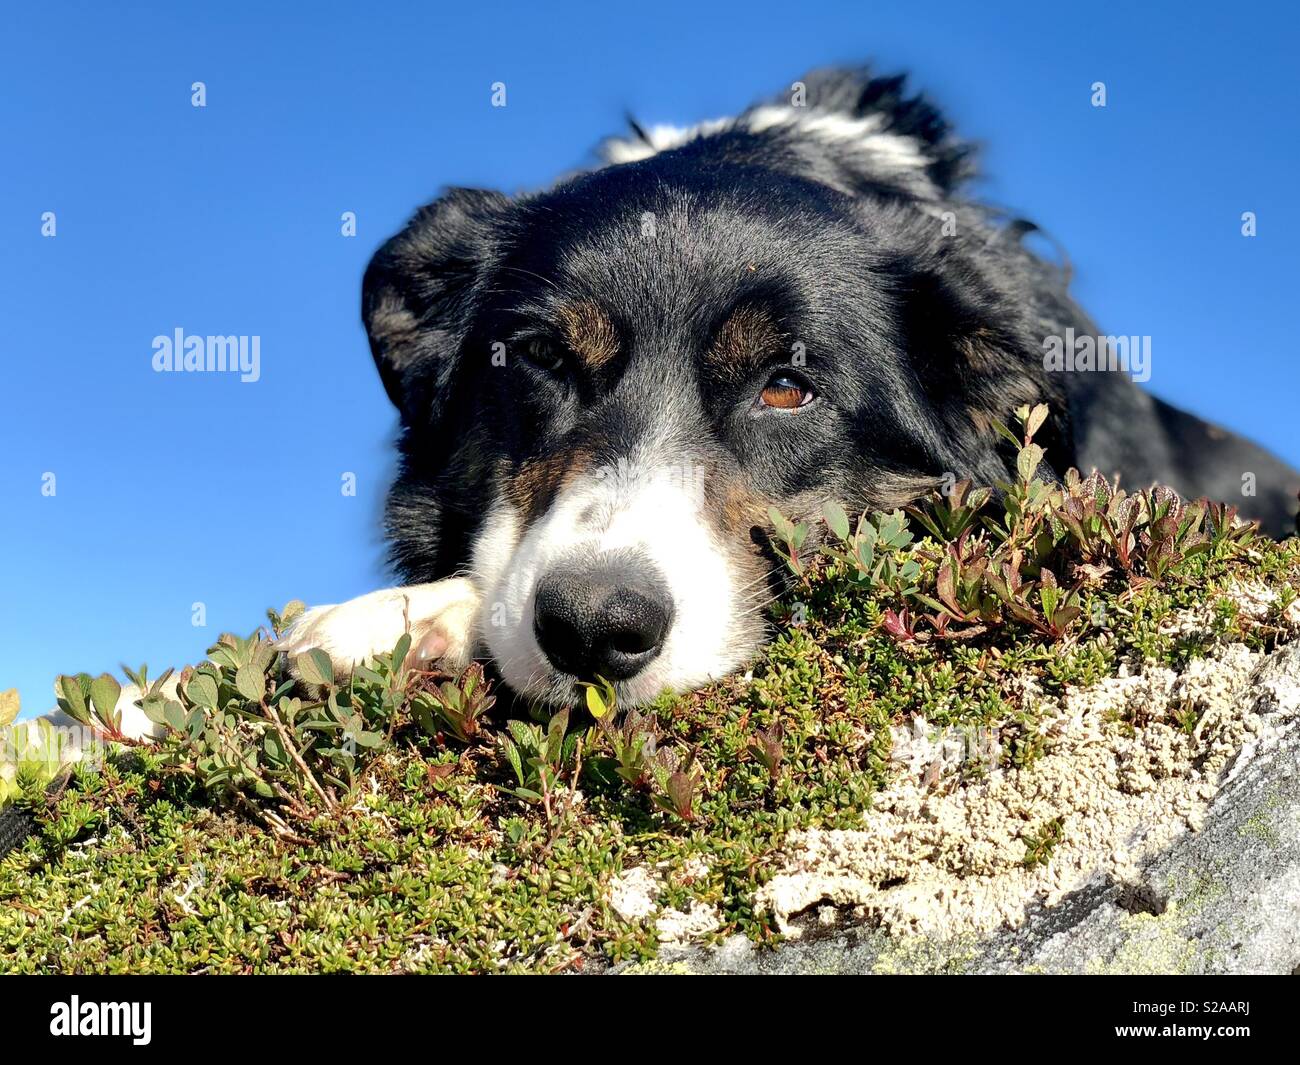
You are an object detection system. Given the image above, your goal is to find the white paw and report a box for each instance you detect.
[277,578,481,676]
[115,678,177,742]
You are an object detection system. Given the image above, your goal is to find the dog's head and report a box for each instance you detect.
[366,71,1071,707]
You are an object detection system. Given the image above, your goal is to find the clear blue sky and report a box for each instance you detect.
[3,0,1297,718]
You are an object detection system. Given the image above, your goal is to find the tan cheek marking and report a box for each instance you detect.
[702,477,778,627]
[705,475,777,549]
[503,448,596,527]
[557,300,619,370]
[711,471,936,543]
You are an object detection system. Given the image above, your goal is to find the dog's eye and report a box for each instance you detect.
[520,336,567,374]
[759,372,814,410]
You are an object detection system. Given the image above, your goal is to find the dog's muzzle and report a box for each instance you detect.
[531,553,674,682]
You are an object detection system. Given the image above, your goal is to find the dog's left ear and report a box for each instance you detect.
[363,187,511,425]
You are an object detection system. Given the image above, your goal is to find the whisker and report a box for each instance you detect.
[496,264,561,293]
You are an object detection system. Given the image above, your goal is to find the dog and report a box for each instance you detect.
[279,66,1300,711]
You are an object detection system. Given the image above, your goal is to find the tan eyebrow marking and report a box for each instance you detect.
[706,305,783,377]
[556,299,619,369]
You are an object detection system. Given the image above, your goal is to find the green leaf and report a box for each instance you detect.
[139,696,166,726]
[55,674,92,725]
[905,506,947,543]
[989,417,1022,449]
[501,738,525,786]
[1017,443,1046,484]
[767,506,794,543]
[147,666,174,698]
[163,700,187,732]
[547,708,570,765]
[1025,403,1049,442]
[235,665,265,703]
[249,640,276,676]
[821,500,850,541]
[877,510,912,549]
[89,673,122,725]
[509,787,543,802]
[854,537,876,574]
[207,645,239,670]
[392,632,412,671]
[911,593,947,615]
[1039,583,1059,619]
[585,684,610,720]
[186,673,219,709]
[296,649,335,687]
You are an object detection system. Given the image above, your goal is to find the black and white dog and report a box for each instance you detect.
[280,67,1300,710]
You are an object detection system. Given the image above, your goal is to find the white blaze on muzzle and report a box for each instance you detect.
[473,450,747,706]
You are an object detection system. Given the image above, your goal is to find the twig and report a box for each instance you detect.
[261,698,335,812]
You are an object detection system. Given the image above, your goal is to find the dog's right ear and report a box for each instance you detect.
[363,188,511,425]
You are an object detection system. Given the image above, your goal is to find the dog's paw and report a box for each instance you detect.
[114,678,177,742]
[277,579,481,676]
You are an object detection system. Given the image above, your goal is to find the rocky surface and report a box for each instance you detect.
[616,640,1300,974]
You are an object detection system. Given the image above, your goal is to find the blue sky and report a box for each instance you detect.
[3,0,1297,718]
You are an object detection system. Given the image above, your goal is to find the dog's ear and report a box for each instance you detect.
[900,255,1073,483]
[363,188,510,424]
[765,67,974,199]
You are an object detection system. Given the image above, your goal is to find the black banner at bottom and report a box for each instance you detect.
[0,973,1286,1051]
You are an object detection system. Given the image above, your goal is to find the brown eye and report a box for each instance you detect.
[759,372,813,410]
[521,336,567,374]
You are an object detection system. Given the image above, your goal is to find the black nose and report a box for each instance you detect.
[533,562,674,682]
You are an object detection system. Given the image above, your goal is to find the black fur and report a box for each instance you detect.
[365,64,1299,589]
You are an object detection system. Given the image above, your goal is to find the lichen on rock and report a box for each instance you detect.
[754,638,1300,943]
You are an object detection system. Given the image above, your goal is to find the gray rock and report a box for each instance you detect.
[620,643,1300,975]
